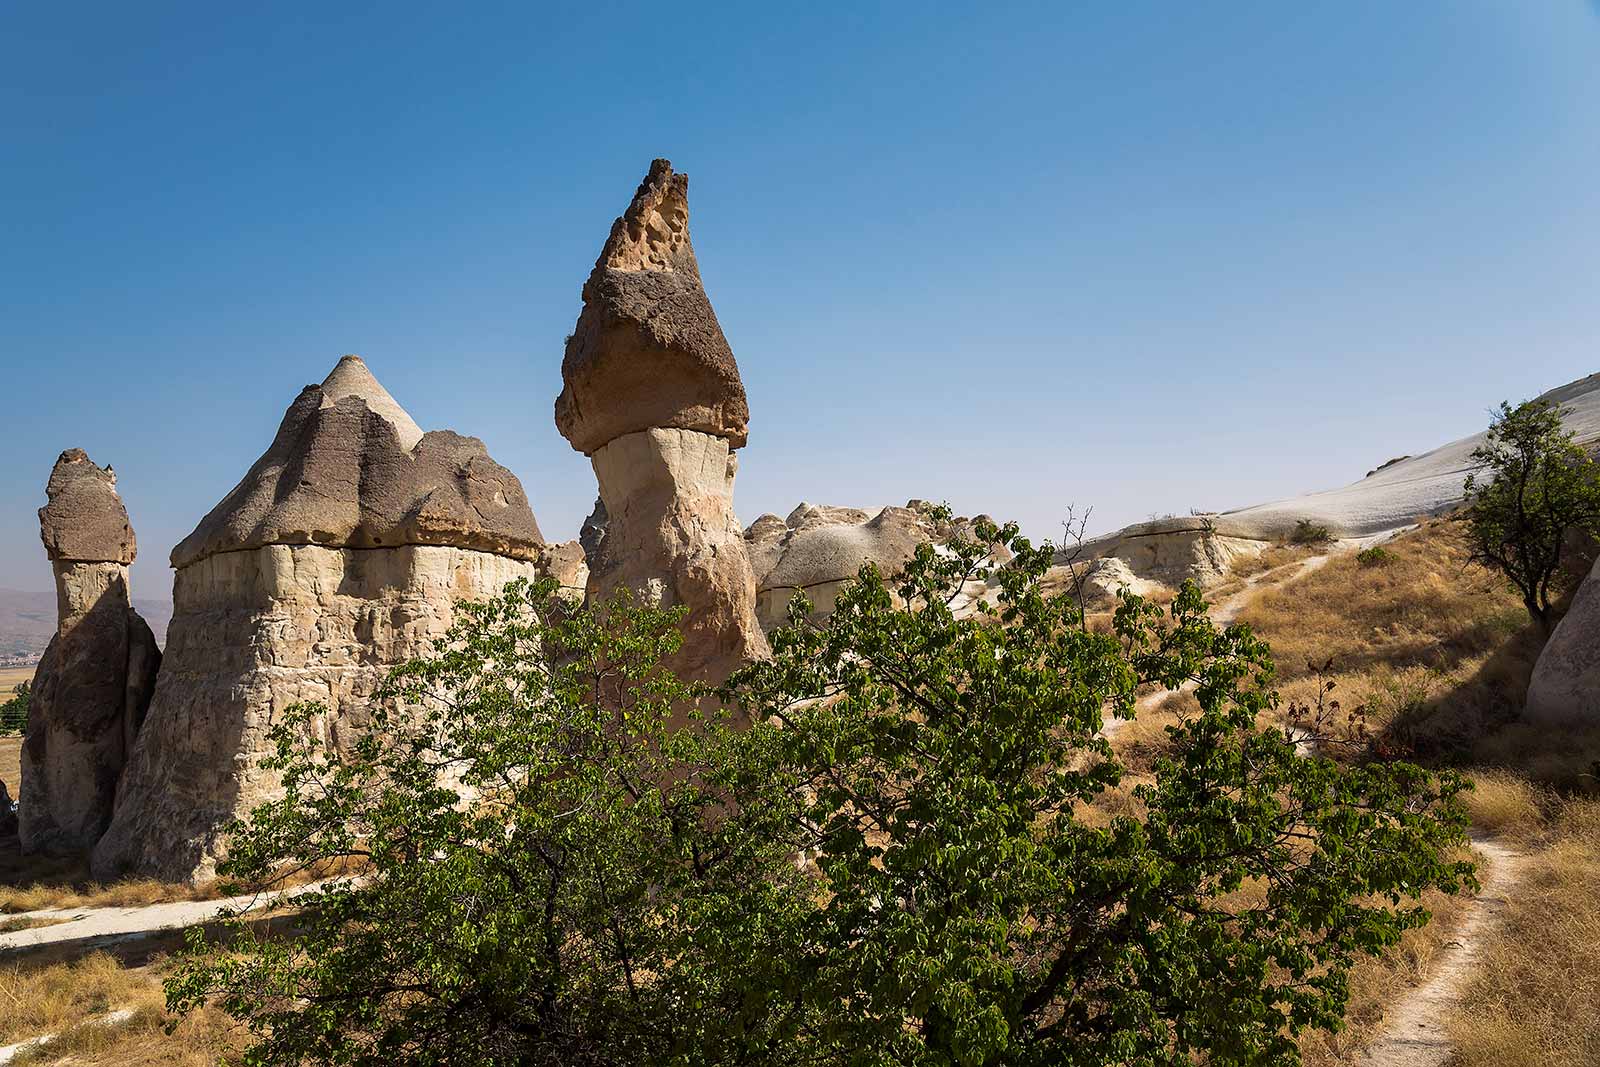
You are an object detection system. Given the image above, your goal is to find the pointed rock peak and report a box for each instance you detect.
[319,354,424,451]
[40,448,136,564]
[599,158,694,275]
[555,159,749,455]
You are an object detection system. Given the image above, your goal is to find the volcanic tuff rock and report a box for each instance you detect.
[1524,555,1600,725]
[173,355,542,568]
[555,160,749,456]
[22,450,160,854]
[39,449,136,565]
[745,502,1010,632]
[93,358,547,881]
[558,160,768,685]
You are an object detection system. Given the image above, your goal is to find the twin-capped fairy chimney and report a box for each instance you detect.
[39,449,137,565]
[171,355,543,567]
[555,159,750,456]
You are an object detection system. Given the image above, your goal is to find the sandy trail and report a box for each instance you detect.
[0,883,319,955]
[1358,836,1527,1067]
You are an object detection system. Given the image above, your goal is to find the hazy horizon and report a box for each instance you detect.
[5,3,1599,597]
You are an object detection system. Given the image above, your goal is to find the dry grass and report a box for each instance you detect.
[1299,876,1470,1067]
[0,951,237,1064]
[1448,796,1600,1067]
[2,735,20,796]
[1223,519,1600,784]
[0,877,228,915]
[0,665,35,697]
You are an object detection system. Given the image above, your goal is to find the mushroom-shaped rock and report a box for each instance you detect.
[39,449,136,565]
[557,161,768,687]
[555,160,749,456]
[173,356,542,567]
[94,357,552,882]
[22,450,160,854]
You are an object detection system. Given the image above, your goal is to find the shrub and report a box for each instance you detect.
[1356,546,1393,567]
[1291,519,1335,545]
[0,681,29,735]
[169,523,1472,1067]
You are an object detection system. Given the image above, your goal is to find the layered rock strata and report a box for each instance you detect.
[93,357,546,881]
[22,450,160,853]
[558,161,769,685]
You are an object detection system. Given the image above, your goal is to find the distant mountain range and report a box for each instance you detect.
[0,588,172,662]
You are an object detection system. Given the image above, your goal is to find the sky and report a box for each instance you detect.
[3,2,1599,598]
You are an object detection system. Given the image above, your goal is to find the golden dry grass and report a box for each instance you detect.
[1448,796,1600,1067]
[0,665,36,697]
[0,951,238,1065]
[2,735,20,796]
[0,877,226,915]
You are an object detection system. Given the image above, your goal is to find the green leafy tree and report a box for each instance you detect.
[170,522,1471,1067]
[727,516,1471,1065]
[1463,399,1600,631]
[166,580,816,1066]
[0,680,29,735]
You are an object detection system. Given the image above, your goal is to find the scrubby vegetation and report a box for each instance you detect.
[1,679,30,735]
[166,520,1468,1067]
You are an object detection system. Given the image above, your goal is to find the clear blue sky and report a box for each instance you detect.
[3,2,1599,598]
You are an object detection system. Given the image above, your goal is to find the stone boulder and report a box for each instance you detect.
[555,159,749,456]
[22,450,160,854]
[558,161,768,687]
[93,358,548,882]
[1525,556,1600,726]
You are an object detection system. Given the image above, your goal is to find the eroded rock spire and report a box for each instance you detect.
[557,160,768,686]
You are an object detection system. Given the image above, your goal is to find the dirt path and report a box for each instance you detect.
[0,883,318,955]
[1358,835,1528,1067]
[1104,550,1337,737]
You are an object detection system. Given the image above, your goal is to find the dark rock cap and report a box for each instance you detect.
[39,449,136,564]
[172,356,544,568]
[554,159,749,456]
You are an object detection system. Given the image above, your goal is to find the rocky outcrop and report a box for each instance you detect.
[559,161,769,686]
[555,160,749,456]
[1525,556,1600,726]
[746,502,1009,631]
[1066,517,1264,590]
[92,358,546,882]
[21,450,160,854]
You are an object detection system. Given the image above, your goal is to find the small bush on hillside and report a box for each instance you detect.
[169,521,1472,1067]
[1292,519,1335,545]
[1356,546,1393,567]
[0,682,28,735]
